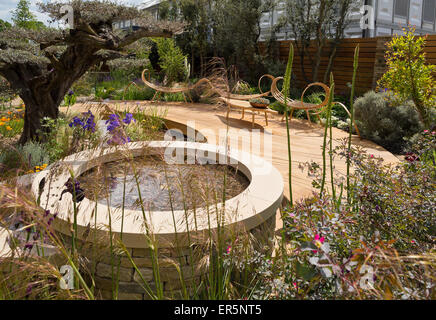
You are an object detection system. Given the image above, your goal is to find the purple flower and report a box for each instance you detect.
[33,231,40,241]
[122,113,135,125]
[25,284,33,297]
[69,116,84,128]
[47,217,55,225]
[107,132,131,145]
[62,178,85,202]
[83,110,96,132]
[105,114,121,132]
[68,90,74,96]
[69,110,96,132]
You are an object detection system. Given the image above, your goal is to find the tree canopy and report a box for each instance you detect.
[12,0,45,30]
[0,19,12,32]
[277,0,357,83]
[0,0,184,143]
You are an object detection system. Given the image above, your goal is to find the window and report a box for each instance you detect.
[394,0,409,17]
[409,0,423,26]
[378,0,394,21]
[423,0,436,22]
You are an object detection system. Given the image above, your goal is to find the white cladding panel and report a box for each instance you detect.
[378,0,394,21]
[410,0,423,26]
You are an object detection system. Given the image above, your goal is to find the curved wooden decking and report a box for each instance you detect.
[66,101,400,229]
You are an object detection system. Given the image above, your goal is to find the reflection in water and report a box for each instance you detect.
[78,156,249,211]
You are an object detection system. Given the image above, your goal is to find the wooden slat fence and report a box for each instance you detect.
[259,35,436,95]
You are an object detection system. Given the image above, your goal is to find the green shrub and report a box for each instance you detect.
[249,98,270,105]
[162,92,186,102]
[0,141,49,172]
[0,118,23,138]
[233,81,257,95]
[153,38,188,84]
[113,86,155,101]
[249,140,435,299]
[269,101,318,122]
[354,91,423,153]
[263,59,286,78]
[71,73,94,96]
[377,26,436,128]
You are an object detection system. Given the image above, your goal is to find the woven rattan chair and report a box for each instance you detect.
[271,77,360,137]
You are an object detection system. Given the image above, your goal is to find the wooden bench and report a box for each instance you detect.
[219,97,278,128]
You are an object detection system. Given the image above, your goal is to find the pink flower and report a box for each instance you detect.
[314,234,325,243]
[293,282,298,290]
[370,154,374,159]
[313,234,325,253]
[226,245,232,254]
[423,130,429,134]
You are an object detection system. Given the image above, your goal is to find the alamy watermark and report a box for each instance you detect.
[59,264,74,290]
[162,121,274,176]
[59,5,74,29]
[360,5,375,30]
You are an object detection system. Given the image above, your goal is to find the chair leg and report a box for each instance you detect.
[252,112,255,128]
[306,110,311,123]
[317,114,322,124]
[264,111,268,126]
[353,121,361,138]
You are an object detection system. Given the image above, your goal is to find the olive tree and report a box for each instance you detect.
[277,0,356,84]
[0,0,183,143]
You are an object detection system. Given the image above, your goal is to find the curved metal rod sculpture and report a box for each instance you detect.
[122,81,140,101]
[272,76,329,124]
[258,74,276,94]
[329,102,361,138]
[204,74,272,100]
[271,77,360,137]
[141,69,211,103]
[142,68,272,103]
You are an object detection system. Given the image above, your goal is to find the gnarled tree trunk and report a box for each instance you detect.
[18,87,64,144]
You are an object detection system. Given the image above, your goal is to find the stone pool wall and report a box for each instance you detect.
[63,212,276,300]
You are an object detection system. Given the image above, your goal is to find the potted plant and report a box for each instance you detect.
[249,98,270,109]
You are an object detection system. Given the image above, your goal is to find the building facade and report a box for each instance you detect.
[259,0,436,41]
[115,0,436,39]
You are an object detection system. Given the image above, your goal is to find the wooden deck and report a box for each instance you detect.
[67,101,400,229]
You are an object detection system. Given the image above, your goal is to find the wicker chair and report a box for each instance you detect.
[271,77,360,137]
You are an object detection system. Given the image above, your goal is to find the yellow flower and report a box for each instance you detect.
[0,122,4,126]
[6,126,12,131]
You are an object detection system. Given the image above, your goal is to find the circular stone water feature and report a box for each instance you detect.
[77,155,249,211]
[32,141,283,299]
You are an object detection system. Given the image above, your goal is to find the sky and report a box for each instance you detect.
[0,0,146,25]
